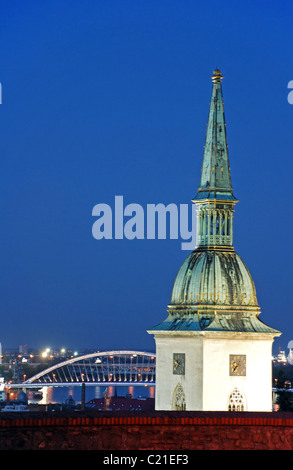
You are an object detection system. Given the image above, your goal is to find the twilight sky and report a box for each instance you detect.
[0,0,292,354]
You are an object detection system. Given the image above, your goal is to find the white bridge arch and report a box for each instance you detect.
[24,350,156,387]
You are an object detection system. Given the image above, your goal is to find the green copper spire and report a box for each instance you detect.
[192,69,238,249]
[193,69,237,202]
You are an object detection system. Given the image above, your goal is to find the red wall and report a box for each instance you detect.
[1,411,293,450]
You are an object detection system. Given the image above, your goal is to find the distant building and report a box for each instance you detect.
[19,344,28,355]
[148,69,281,412]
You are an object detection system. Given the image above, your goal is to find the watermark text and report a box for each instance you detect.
[288,80,293,104]
[92,196,197,250]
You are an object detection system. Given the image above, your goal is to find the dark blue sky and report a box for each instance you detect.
[0,0,292,353]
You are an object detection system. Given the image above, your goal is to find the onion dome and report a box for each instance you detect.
[170,250,258,308]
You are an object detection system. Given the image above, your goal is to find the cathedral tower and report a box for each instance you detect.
[148,69,281,412]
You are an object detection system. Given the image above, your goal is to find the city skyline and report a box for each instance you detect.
[1,1,293,354]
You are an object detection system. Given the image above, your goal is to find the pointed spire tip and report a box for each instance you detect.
[212,69,223,82]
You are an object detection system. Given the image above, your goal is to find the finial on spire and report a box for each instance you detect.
[212,68,223,82]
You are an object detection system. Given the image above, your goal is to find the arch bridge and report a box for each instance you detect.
[21,351,156,387]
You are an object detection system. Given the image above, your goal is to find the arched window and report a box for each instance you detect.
[172,383,186,411]
[228,388,245,412]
